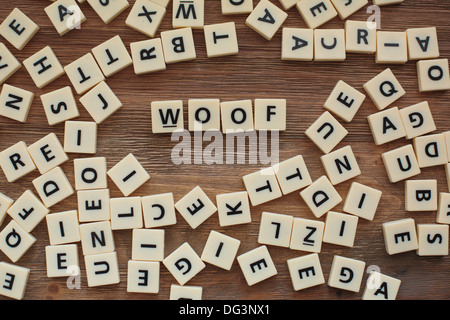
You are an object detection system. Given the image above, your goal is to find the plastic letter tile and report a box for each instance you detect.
[0,192,14,227]
[296,0,337,29]
[363,68,406,111]
[300,175,342,218]
[372,0,404,5]
[273,155,312,195]
[305,111,348,154]
[0,141,36,182]
[345,20,377,54]
[416,58,450,92]
[23,46,64,89]
[40,86,80,126]
[376,31,408,64]
[245,0,287,41]
[44,0,86,36]
[0,43,21,85]
[170,284,202,300]
[45,244,79,277]
[0,84,35,123]
[46,210,81,245]
[172,0,204,29]
[175,186,217,229]
[160,27,196,64]
[125,0,166,38]
[362,272,401,300]
[381,144,421,183]
[417,224,448,256]
[84,251,120,287]
[201,230,241,270]
[221,99,254,133]
[320,145,361,185]
[80,81,122,124]
[204,22,239,58]
[447,164,450,193]
[398,101,436,140]
[254,98,286,131]
[287,253,324,291]
[444,131,450,161]
[27,133,68,174]
[330,0,367,20]
[413,133,447,168]
[216,191,251,227]
[314,29,346,62]
[107,153,150,196]
[163,242,205,285]
[237,245,277,286]
[92,35,132,78]
[382,218,418,255]
[324,80,366,123]
[141,192,177,228]
[437,192,450,224]
[0,220,36,263]
[343,182,382,221]
[188,98,221,131]
[405,179,438,212]
[73,156,107,190]
[323,211,358,247]
[406,27,440,60]
[79,220,115,255]
[258,211,294,248]
[64,53,105,95]
[367,107,406,145]
[7,190,50,233]
[281,28,314,61]
[130,38,166,75]
[77,189,111,222]
[328,255,366,292]
[289,217,325,253]
[132,228,164,261]
[63,120,97,154]
[0,8,39,50]
[127,260,160,293]
[279,0,299,10]
[32,166,74,208]
[0,262,30,300]
[151,100,184,133]
[110,196,143,230]
[87,0,130,24]
[151,0,170,8]
[242,167,282,206]
[221,0,253,15]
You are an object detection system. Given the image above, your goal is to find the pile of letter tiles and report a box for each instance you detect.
[0,0,448,300]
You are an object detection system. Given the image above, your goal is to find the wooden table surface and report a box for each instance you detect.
[0,0,449,300]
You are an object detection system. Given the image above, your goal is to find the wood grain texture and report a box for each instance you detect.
[0,0,449,300]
